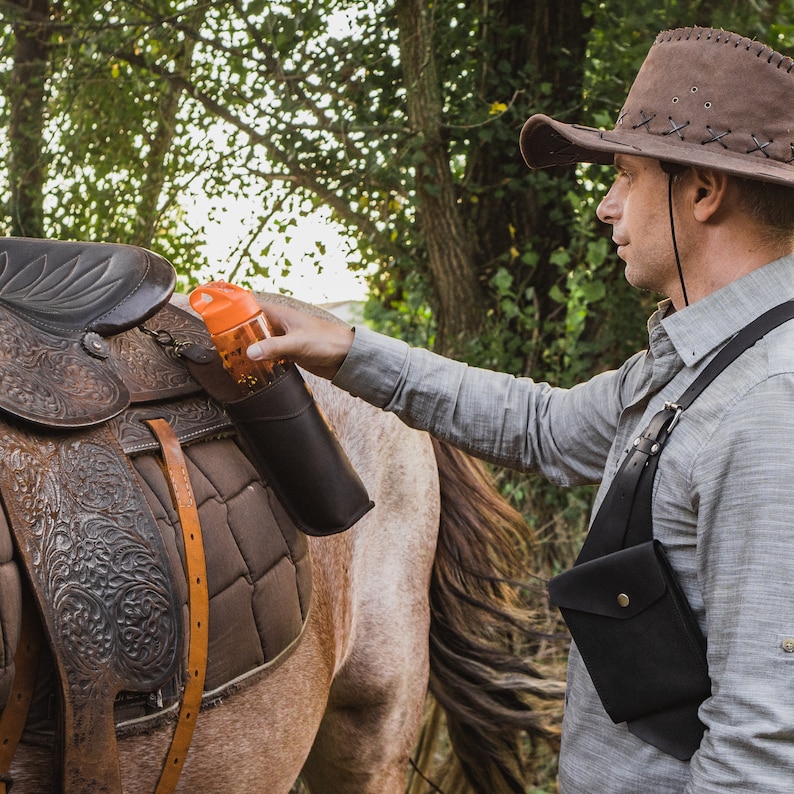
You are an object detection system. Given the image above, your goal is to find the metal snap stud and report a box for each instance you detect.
[81,331,110,359]
[617,593,630,608]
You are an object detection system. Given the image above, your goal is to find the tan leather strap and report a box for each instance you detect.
[146,418,209,794]
[0,587,43,793]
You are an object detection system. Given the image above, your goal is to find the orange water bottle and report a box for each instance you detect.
[187,279,374,537]
[189,281,286,395]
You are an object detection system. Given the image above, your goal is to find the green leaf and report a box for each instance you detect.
[491,266,513,295]
[550,248,571,267]
[579,279,606,303]
[549,284,566,304]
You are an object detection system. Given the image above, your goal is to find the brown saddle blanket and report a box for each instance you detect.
[0,241,312,743]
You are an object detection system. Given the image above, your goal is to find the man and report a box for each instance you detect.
[248,28,794,792]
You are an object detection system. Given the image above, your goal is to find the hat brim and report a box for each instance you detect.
[520,113,794,187]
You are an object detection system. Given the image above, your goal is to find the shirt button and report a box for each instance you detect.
[781,638,794,653]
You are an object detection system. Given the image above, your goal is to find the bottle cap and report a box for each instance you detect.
[189,281,261,334]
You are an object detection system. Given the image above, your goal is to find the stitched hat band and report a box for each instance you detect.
[520,27,794,186]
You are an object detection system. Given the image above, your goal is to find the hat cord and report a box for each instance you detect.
[668,171,690,307]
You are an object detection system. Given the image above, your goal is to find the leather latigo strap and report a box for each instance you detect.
[146,419,209,794]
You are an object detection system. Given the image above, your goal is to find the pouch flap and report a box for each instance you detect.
[548,540,667,619]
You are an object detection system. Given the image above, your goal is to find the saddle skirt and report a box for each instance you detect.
[0,239,311,763]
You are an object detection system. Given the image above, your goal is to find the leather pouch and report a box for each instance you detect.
[548,540,710,727]
[223,363,374,537]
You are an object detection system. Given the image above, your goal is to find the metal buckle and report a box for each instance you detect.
[663,401,684,433]
[138,324,214,363]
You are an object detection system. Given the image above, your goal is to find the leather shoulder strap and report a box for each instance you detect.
[674,300,794,411]
[577,300,794,564]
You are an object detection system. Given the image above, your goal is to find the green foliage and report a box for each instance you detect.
[3,0,794,319]
[0,0,208,260]
[4,0,793,548]
[6,3,794,789]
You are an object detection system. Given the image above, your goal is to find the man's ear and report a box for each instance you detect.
[689,167,730,222]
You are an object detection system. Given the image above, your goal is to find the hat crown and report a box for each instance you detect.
[617,28,794,171]
[519,27,794,186]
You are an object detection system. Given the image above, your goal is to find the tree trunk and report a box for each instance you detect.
[130,5,207,248]
[396,0,485,355]
[6,0,51,238]
[395,0,591,359]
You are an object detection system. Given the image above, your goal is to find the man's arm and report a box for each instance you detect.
[251,303,636,482]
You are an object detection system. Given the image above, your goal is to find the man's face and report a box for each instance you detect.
[597,154,681,299]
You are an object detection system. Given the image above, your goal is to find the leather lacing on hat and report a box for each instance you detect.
[520,27,794,186]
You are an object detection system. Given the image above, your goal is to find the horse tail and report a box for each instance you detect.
[416,437,564,794]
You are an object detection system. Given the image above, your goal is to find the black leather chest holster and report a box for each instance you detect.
[549,301,794,760]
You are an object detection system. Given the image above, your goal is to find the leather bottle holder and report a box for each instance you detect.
[225,364,374,536]
[189,355,374,536]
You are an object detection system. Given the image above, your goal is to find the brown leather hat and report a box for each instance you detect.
[520,27,794,186]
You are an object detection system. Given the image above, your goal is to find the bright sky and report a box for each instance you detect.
[184,6,376,307]
[188,189,371,307]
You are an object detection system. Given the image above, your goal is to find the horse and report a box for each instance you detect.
[2,286,562,794]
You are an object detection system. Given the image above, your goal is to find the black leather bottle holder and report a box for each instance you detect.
[188,354,374,537]
[549,301,794,760]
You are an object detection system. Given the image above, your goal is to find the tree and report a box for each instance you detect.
[394,0,595,362]
[1,0,211,273]
[2,0,596,358]
[5,1,794,789]
[5,0,50,238]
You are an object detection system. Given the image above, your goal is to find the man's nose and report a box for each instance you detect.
[596,183,620,225]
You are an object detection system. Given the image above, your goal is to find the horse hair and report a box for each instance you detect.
[425,438,562,794]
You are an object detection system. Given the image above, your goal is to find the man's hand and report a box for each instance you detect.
[247,302,355,381]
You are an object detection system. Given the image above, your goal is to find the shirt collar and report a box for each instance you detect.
[659,254,794,368]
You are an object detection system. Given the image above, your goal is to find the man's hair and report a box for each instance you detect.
[733,176,794,248]
[664,161,794,248]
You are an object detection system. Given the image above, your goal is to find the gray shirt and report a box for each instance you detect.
[334,255,794,791]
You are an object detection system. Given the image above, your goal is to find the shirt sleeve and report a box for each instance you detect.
[333,325,638,486]
[686,372,794,791]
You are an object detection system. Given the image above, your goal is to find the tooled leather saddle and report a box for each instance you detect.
[0,238,312,792]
